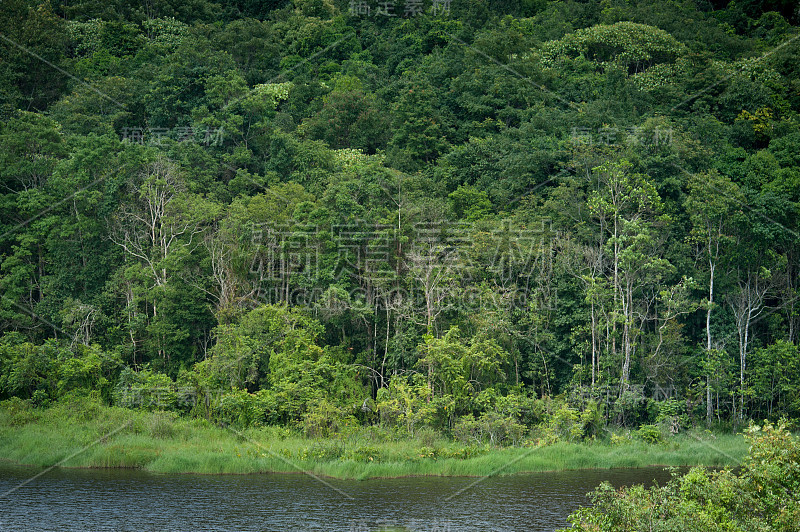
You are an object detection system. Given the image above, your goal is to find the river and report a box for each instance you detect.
[0,464,677,531]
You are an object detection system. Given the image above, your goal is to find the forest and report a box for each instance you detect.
[1,0,799,445]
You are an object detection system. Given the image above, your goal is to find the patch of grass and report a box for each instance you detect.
[0,401,749,479]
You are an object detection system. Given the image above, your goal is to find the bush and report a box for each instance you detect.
[299,441,344,461]
[634,424,663,444]
[438,446,486,460]
[612,387,648,427]
[302,400,357,438]
[0,340,53,400]
[0,339,121,404]
[31,389,50,408]
[562,420,800,531]
[414,426,443,447]
[496,391,547,426]
[55,345,120,401]
[452,412,526,446]
[654,398,688,435]
[609,431,631,446]
[0,397,41,426]
[50,391,103,421]
[543,399,603,443]
[376,375,436,436]
[452,414,480,444]
[215,388,271,428]
[114,368,177,411]
[342,445,382,462]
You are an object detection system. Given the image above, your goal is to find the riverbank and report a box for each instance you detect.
[0,400,748,479]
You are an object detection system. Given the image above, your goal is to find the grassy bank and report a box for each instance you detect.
[0,399,748,479]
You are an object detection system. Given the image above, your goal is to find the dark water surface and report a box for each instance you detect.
[0,464,676,531]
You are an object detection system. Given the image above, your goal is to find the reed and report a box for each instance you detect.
[0,402,748,479]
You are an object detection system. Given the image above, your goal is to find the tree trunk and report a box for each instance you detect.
[706,258,714,426]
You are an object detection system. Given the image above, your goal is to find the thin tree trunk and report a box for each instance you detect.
[591,299,597,387]
[706,258,715,426]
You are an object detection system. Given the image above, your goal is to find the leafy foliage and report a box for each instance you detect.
[0,0,799,446]
[562,421,800,531]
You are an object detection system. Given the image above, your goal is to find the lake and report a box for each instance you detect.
[0,464,677,531]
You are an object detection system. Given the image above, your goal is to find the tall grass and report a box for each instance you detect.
[0,400,748,479]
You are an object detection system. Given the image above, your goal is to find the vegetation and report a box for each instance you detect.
[1,0,799,466]
[562,421,800,531]
[0,397,746,478]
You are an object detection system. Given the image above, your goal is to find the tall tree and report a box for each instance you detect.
[686,169,743,424]
[111,155,218,363]
[588,159,672,394]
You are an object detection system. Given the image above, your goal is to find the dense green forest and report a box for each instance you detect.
[1,0,799,441]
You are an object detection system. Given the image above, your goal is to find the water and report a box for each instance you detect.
[0,464,676,531]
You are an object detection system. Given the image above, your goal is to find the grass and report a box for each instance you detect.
[0,399,748,479]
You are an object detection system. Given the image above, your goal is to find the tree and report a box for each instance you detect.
[387,81,450,172]
[111,155,219,364]
[0,0,68,115]
[199,304,365,423]
[200,182,314,318]
[417,326,509,405]
[300,88,390,154]
[541,21,686,73]
[448,185,492,222]
[686,169,743,424]
[588,159,672,394]
[728,262,773,422]
[404,234,461,336]
[750,341,800,420]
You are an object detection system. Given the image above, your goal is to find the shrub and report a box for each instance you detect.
[215,388,267,428]
[613,387,648,427]
[342,445,382,462]
[496,391,547,426]
[609,431,631,446]
[654,398,688,435]
[376,375,435,436]
[452,414,481,444]
[31,389,50,408]
[0,397,41,426]
[50,391,103,421]
[114,368,177,411]
[634,424,663,444]
[438,446,486,460]
[299,441,344,461]
[415,426,442,447]
[452,412,526,446]
[549,400,600,441]
[562,420,800,531]
[302,400,357,438]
